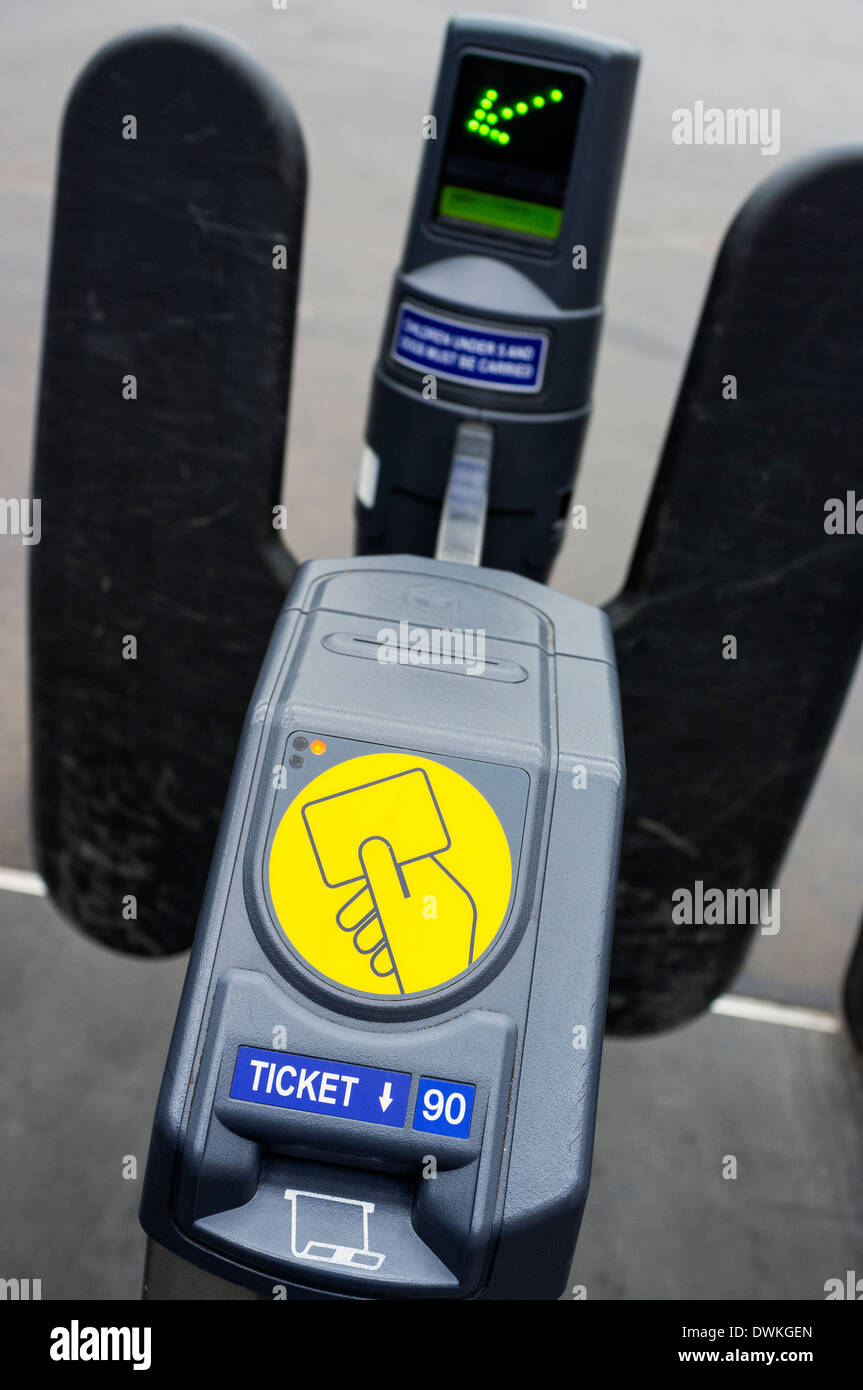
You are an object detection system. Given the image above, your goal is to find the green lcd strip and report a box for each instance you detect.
[438,185,562,240]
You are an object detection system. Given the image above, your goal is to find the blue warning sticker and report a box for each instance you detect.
[391,302,548,394]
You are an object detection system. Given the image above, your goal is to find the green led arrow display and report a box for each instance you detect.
[465,84,565,145]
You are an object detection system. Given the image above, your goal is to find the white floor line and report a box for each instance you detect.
[711,993,841,1034]
[0,866,47,896]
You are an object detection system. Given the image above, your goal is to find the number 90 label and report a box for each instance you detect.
[413,1077,475,1140]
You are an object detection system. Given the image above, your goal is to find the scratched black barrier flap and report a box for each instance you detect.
[843,913,863,1053]
[605,148,863,1034]
[30,27,306,954]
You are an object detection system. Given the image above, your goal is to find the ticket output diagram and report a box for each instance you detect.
[268,751,513,996]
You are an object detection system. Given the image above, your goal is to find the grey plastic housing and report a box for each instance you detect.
[357,17,639,579]
[140,554,625,1299]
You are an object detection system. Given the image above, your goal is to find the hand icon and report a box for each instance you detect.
[336,837,477,994]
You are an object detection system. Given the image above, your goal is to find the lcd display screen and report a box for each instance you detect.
[436,53,585,243]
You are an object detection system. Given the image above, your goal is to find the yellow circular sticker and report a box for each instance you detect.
[268,752,513,996]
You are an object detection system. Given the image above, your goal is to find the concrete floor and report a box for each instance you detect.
[577,1012,863,1301]
[2,0,863,1299]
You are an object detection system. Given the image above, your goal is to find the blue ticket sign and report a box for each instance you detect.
[230,1046,411,1128]
[391,302,548,394]
[413,1077,476,1139]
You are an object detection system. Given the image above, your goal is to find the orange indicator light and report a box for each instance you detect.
[310,739,327,755]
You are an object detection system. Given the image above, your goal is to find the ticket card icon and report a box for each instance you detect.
[302,769,450,887]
